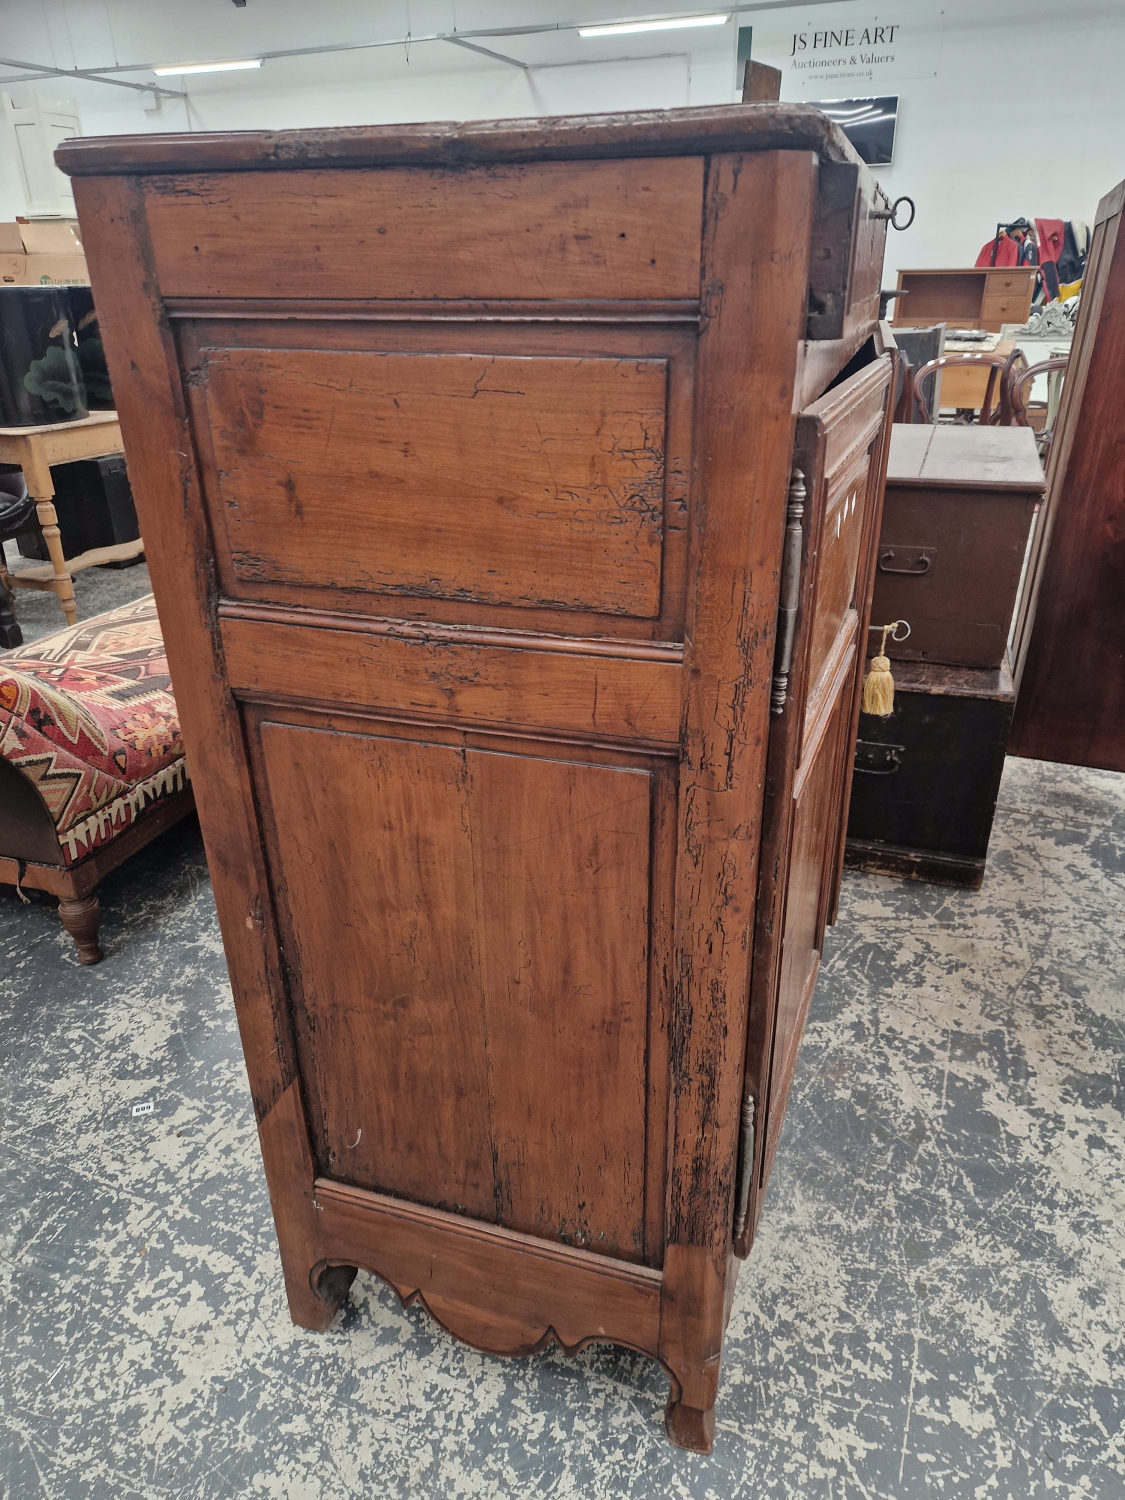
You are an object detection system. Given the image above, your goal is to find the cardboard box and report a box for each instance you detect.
[0,218,88,286]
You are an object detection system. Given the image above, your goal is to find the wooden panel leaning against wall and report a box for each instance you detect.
[58,104,893,1453]
[1009,176,1125,772]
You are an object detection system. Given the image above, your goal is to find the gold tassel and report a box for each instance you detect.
[862,624,897,717]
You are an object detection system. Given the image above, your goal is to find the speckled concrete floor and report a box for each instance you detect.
[1,750,1123,1499]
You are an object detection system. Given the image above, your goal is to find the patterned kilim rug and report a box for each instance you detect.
[0,593,187,865]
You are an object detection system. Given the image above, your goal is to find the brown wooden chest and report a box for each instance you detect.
[845,659,1015,889]
[59,106,893,1451]
[872,423,1044,669]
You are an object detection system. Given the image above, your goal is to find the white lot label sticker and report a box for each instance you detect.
[131,1101,155,1117]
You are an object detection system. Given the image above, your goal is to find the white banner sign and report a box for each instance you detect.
[750,7,944,92]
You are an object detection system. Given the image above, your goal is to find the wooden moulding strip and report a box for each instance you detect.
[0,788,197,899]
[843,838,986,890]
[54,106,854,176]
[821,411,886,489]
[0,856,76,898]
[217,601,685,663]
[889,475,1046,494]
[166,297,702,324]
[220,615,683,749]
[311,1177,663,1360]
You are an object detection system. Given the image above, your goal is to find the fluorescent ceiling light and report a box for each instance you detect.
[578,14,729,38]
[153,58,262,76]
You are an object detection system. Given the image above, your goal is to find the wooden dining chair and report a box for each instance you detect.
[912,349,1027,425]
[1010,357,1069,460]
[892,356,916,423]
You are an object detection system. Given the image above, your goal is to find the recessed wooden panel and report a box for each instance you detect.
[203,348,667,618]
[221,614,682,747]
[469,748,650,1256]
[760,686,850,1189]
[805,458,867,698]
[180,313,697,643]
[261,723,496,1218]
[144,160,704,301]
[258,722,652,1260]
[821,387,886,476]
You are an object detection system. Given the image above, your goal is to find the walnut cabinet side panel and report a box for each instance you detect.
[70,143,876,1456]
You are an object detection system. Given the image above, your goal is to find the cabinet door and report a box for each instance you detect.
[736,354,892,1252]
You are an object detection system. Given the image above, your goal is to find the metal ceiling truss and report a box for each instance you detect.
[0,56,183,98]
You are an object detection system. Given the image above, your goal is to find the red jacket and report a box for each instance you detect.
[1035,218,1065,266]
[976,233,1020,267]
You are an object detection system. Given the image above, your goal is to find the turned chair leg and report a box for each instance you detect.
[59,894,103,964]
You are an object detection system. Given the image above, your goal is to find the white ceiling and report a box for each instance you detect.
[0,0,751,106]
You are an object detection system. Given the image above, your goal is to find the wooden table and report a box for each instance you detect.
[0,410,142,627]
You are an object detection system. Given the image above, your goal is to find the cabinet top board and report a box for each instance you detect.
[54,103,858,177]
[887,423,1046,493]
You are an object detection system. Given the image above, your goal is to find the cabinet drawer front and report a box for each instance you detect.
[981,293,1029,326]
[203,347,667,619]
[985,271,1034,295]
[145,160,704,301]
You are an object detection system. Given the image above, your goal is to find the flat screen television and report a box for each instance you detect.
[809,97,899,166]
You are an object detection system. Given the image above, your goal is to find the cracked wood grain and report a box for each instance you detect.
[202,349,668,618]
[70,173,299,1130]
[140,160,704,302]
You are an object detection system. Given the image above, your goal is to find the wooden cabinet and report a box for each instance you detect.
[59,106,893,1452]
[893,266,1038,332]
